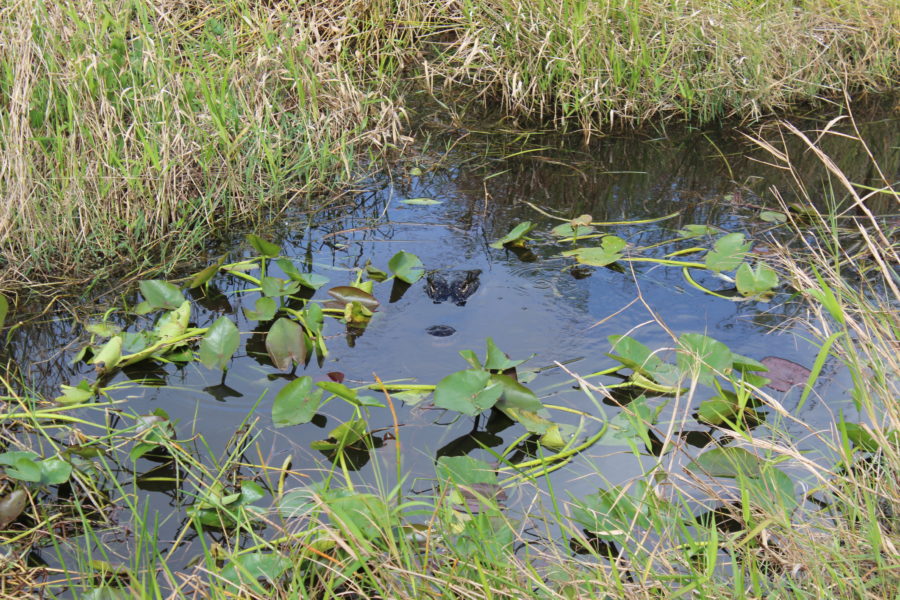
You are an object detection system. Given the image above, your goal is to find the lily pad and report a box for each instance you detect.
[490,221,535,249]
[187,257,225,289]
[677,333,733,386]
[139,280,185,311]
[272,376,322,427]
[735,262,779,298]
[759,210,787,224]
[388,251,425,284]
[243,297,277,321]
[327,286,379,311]
[275,258,328,290]
[247,234,281,258]
[561,236,626,267]
[265,318,306,370]
[705,233,751,273]
[434,369,503,416]
[0,489,27,528]
[199,316,240,370]
[759,356,811,392]
[401,198,442,205]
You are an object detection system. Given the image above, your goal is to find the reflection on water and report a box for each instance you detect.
[2,115,897,571]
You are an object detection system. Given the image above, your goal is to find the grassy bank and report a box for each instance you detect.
[1,0,897,290]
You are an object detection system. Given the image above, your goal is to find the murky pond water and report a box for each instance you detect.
[4,115,898,577]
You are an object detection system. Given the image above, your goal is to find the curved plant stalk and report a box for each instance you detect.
[681,267,740,301]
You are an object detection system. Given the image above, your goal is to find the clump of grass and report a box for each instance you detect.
[0,0,405,287]
[428,0,899,133]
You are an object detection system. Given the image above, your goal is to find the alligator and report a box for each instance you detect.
[425,269,481,306]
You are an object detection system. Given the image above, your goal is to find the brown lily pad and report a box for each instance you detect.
[760,356,811,392]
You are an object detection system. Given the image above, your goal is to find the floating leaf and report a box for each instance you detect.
[607,335,665,378]
[272,377,322,427]
[317,381,383,408]
[483,338,527,371]
[437,456,497,486]
[571,481,652,540]
[678,224,720,238]
[434,369,503,416]
[492,374,543,411]
[243,297,277,321]
[687,447,795,510]
[154,302,191,342]
[139,280,185,311]
[759,210,787,224]
[0,452,72,485]
[498,406,553,435]
[552,223,594,237]
[89,336,123,371]
[265,318,306,370]
[0,489,27,528]
[490,222,535,249]
[697,391,762,427]
[312,419,369,451]
[677,333,733,385]
[735,262,779,298]
[247,234,280,258]
[705,233,751,272]
[55,381,94,406]
[275,258,328,290]
[388,251,425,284]
[220,552,290,593]
[401,198,442,205]
[561,235,626,267]
[759,356,811,392]
[199,316,240,370]
[327,286,379,311]
[188,257,225,289]
[596,395,660,448]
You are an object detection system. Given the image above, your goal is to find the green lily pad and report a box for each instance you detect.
[552,223,595,237]
[272,377,323,427]
[187,257,225,289]
[388,251,425,284]
[434,369,503,416]
[677,333,733,385]
[401,198,442,205]
[153,301,191,343]
[199,316,240,370]
[265,318,306,371]
[247,234,281,258]
[735,262,779,298]
[705,233,751,272]
[490,222,535,249]
[483,337,527,371]
[139,280,185,311]
[759,210,787,224]
[88,336,123,371]
[561,235,626,267]
[243,297,277,321]
[275,258,328,290]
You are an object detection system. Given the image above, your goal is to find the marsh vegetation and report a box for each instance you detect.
[0,2,898,599]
